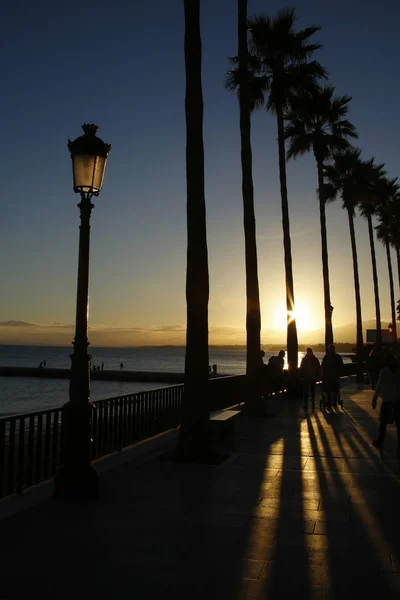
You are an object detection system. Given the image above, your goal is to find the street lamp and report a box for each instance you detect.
[54,124,111,502]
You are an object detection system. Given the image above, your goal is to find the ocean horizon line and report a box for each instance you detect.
[0,342,358,350]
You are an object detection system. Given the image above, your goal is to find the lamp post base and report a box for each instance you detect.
[53,399,98,502]
[54,465,99,502]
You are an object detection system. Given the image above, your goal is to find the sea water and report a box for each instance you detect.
[0,345,350,416]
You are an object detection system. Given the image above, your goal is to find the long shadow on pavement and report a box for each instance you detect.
[312,390,400,596]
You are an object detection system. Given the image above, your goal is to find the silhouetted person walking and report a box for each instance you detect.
[300,347,321,410]
[321,344,343,409]
[101,362,104,371]
[372,352,400,458]
[120,362,124,370]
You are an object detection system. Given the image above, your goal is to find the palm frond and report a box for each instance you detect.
[270,7,296,32]
[284,84,357,165]
[225,66,240,94]
[323,182,338,203]
[297,25,321,42]
[225,53,268,112]
[357,158,387,218]
[286,131,313,159]
[375,221,389,243]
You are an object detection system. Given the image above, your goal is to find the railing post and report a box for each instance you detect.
[16,417,25,493]
[7,420,16,496]
[0,420,5,498]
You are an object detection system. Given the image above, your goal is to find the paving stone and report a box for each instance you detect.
[275,532,348,550]
[342,459,387,474]
[243,536,276,560]
[349,488,383,503]
[302,509,351,523]
[314,520,350,536]
[267,456,308,469]
[240,559,267,580]
[303,458,344,472]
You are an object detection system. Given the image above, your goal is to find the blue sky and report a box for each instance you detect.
[0,0,399,346]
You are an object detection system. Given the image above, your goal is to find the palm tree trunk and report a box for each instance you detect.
[385,242,397,342]
[178,0,211,458]
[396,247,400,290]
[238,0,262,378]
[316,159,334,352]
[347,208,364,373]
[276,107,298,371]
[367,214,382,349]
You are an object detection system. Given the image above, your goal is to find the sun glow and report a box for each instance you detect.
[274,299,314,332]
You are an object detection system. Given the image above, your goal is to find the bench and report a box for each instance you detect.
[210,409,241,444]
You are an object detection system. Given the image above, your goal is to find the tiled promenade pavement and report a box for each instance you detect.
[1,382,400,599]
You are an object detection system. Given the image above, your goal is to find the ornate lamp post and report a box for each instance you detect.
[54,124,111,501]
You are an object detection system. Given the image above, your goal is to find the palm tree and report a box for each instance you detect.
[249,10,326,370]
[323,148,366,367]
[284,86,357,352]
[236,0,264,405]
[227,8,326,371]
[375,177,399,343]
[177,0,211,459]
[376,218,397,343]
[384,193,400,289]
[358,159,387,349]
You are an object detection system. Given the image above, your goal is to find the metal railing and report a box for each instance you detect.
[0,375,247,499]
[91,384,184,460]
[0,407,62,498]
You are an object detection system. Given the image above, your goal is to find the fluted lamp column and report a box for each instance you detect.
[54,123,111,502]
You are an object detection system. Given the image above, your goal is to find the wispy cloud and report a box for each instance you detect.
[0,320,38,327]
[150,325,186,333]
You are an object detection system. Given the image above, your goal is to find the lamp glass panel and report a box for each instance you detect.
[73,154,96,192]
[92,156,107,192]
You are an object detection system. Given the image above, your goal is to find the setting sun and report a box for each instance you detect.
[274,299,314,332]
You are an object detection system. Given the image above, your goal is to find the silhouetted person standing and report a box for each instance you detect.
[120,362,124,370]
[321,344,343,409]
[300,347,321,410]
[275,350,285,372]
[255,350,271,398]
[367,348,382,390]
[271,350,285,394]
[372,352,400,457]
[212,364,217,376]
[101,362,104,371]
